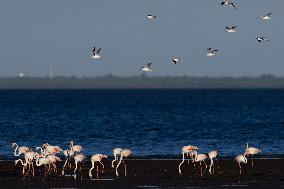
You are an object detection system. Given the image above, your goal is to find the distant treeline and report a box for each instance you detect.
[0,75,284,89]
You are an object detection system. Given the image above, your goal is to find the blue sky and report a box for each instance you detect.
[0,0,283,77]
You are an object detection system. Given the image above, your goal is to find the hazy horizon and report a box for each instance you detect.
[0,0,283,77]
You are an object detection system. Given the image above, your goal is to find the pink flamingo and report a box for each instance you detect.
[235,154,247,175]
[12,143,29,156]
[73,153,85,179]
[244,143,261,167]
[112,148,123,168]
[193,151,208,177]
[116,149,132,176]
[89,154,108,178]
[208,150,218,175]
[35,154,50,176]
[70,141,83,153]
[178,145,199,174]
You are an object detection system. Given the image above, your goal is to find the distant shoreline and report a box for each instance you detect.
[0,75,284,89]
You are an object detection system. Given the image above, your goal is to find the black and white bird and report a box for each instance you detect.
[226,26,237,32]
[256,36,268,43]
[207,48,219,57]
[261,12,272,20]
[91,46,102,59]
[146,14,157,20]
[172,58,183,64]
[221,0,236,10]
[140,62,153,72]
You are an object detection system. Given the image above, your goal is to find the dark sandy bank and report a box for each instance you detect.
[0,157,283,189]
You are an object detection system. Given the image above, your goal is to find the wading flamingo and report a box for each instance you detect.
[12,143,29,157]
[235,154,247,175]
[194,152,208,177]
[73,153,85,179]
[112,148,123,168]
[244,143,261,167]
[178,145,199,174]
[46,155,61,174]
[35,155,50,176]
[89,154,108,178]
[208,150,218,175]
[70,141,83,153]
[62,149,75,175]
[116,149,132,176]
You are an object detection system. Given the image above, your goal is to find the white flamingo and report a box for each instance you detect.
[46,155,61,174]
[70,141,83,153]
[12,143,29,157]
[112,148,123,168]
[193,152,208,177]
[244,143,261,167]
[116,149,132,176]
[178,145,199,174]
[89,154,108,178]
[235,154,247,175]
[208,150,218,175]
[35,155,50,176]
[73,153,85,179]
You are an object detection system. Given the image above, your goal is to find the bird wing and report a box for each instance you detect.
[146,63,152,68]
[267,12,272,16]
[97,48,101,54]
[92,46,96,52]
[207,48,212,51]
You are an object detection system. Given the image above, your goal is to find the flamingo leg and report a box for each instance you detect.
[178,153,185,174]
[200,162,203,177]
[97,164,99,179]
[99,161,104,173]
[239,163,242,175]
[116,156,123,176]
[89,161,94,178]
[124,163,127,177]
[209,158,213,175]
[74,161,78,179]
[251,155,254,167]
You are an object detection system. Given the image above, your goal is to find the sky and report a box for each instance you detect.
[0,0,283,77]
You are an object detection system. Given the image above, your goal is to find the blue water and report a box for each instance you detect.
[0,89,283,158]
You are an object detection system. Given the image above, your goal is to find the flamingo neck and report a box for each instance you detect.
[14,144,19,156]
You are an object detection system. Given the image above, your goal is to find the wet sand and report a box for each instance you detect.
[0,157,283,188]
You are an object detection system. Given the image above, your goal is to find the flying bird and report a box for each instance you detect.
[256,36,268,43]
[140,62,153,72]
[91,46,102,59]
[206,48,219,57]
[146,14,157,20]
[226,26,237,32]
[261,12,272,20]
[172,58,183,64]
[221,0,236,10]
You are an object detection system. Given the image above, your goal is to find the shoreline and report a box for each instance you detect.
[0,157,283,188]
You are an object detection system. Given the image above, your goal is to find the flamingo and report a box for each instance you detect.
[235,154,247,175]
[62,149,75,175]
[73,153,85,179]
[244,143,261,167]
[89,154,108,178]
[178,145,199,174]
[208,150,218,175]
[193,152,208,177]
[41,143,62,156]
[12,143,29,157]
[35,155,50,176]
[116,149,132,176]
[112,148,123,168]
[46,155,61,174]
[70,141,83,153]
